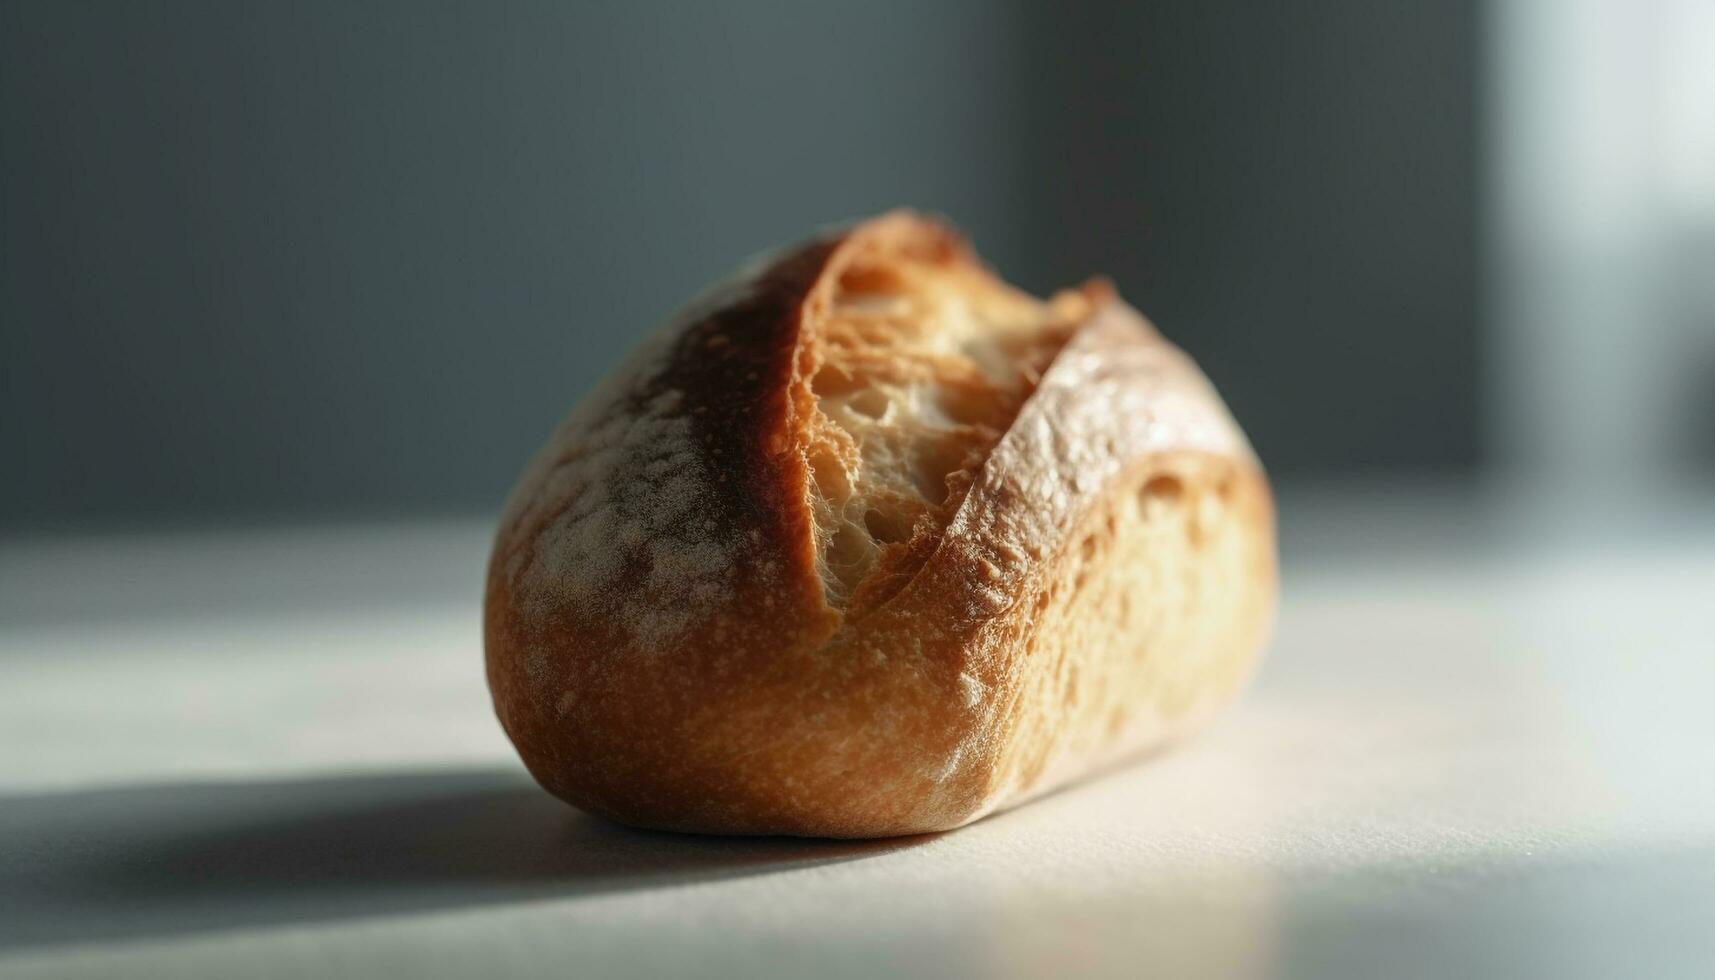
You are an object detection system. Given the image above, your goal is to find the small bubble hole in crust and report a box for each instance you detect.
[801,240,1089,610]
[1140,474,1185,510]
[1133,470,1236,550]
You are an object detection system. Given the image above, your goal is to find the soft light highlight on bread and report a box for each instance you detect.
[486,212,1276,838]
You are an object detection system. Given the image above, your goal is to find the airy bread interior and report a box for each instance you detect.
[797,235,1091,613]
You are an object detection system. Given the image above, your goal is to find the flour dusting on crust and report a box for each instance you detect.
[501,266,778,650]
[521,387,734,648]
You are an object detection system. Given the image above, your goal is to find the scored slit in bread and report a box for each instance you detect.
[797,236,1089,613]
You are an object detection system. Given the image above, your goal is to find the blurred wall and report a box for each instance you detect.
[1,1,1481,532]
[1017,1,1481,480]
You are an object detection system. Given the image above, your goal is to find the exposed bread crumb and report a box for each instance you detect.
[799,244,1085,612]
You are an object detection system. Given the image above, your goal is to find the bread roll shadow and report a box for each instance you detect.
[0,767,929,949]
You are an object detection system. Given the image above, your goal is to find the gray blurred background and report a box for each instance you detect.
[1,0,1709,534]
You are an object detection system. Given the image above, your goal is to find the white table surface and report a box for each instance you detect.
[4,492,1714,979]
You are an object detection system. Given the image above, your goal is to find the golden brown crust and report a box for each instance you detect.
[485,212,1276,837]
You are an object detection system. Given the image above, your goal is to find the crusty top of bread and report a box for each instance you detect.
[486,212,1267,836]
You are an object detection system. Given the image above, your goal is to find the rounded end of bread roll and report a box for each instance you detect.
[485,211,1276,837]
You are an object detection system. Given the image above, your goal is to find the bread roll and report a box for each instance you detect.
[485,212,1275,838]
